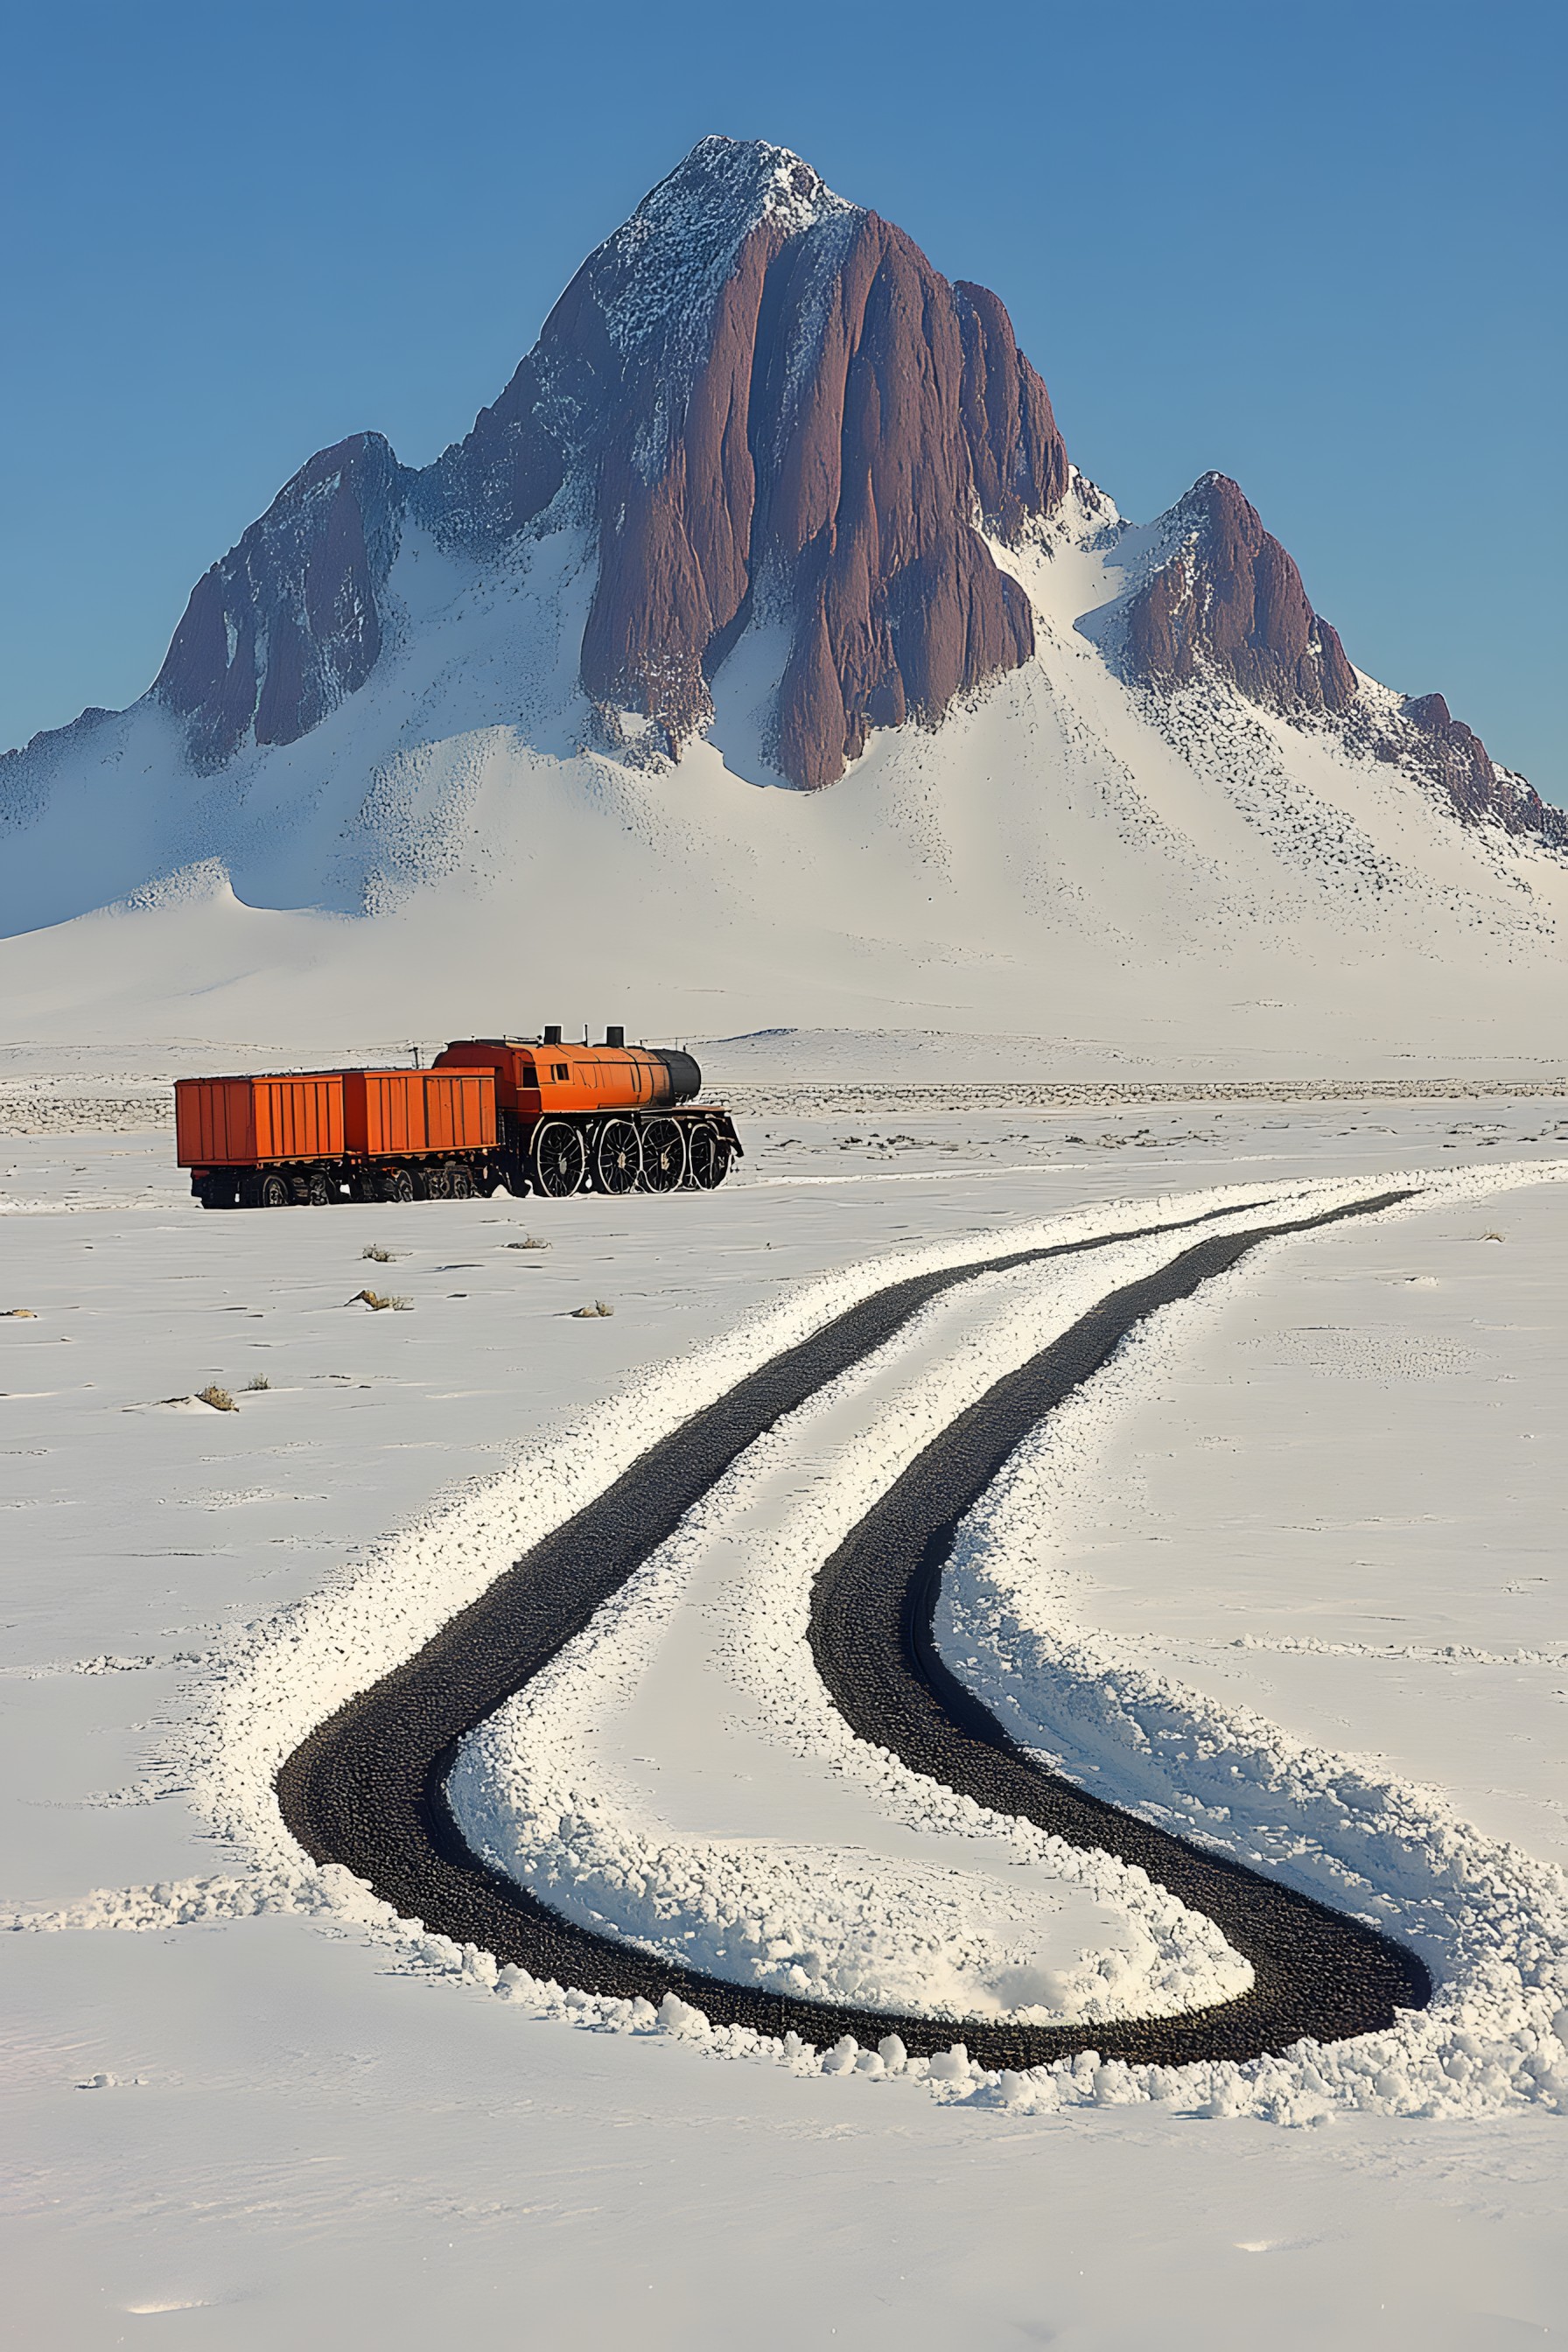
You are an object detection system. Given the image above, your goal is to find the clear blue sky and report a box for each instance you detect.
[4,0,1563,794]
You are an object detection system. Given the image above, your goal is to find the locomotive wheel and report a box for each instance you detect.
[382,1167,416,1205]
[592,1118,641,1195]
[639,1117,686,1194]
[422,1166,452,1201]
[531,1121,587,1198]
[685,1123,731,1190]
[448,1165,475,1201]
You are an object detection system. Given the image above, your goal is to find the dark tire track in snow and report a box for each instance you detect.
[277,1191,1431,2068]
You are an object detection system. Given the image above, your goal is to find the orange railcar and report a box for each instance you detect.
[175,1074,346,1169]
[342,1070,496,1158]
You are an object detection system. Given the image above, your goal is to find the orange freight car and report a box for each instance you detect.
[341,1070,496,1159]
[175,1074,346,1177]
[178,1068,499,1208]
[178,1026,741,1207]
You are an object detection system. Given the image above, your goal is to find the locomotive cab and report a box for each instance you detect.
[432,1032,738,1197]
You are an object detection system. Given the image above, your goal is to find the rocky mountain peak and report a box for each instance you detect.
[153,431,409,770]
[5,138,1554,857]
[428,136,1068,787]
[1107,471,1564,850]
[585,136,858,368]
[1120,471,1358,717]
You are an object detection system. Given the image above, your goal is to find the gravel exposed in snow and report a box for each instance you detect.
[719,1078,1568,1119]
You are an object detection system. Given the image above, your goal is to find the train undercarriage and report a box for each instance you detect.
[192,1105,740,1208]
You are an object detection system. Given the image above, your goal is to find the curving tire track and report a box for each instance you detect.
[277,1190,1431,2068]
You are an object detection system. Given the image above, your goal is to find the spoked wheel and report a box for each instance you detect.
[530,1121,588,1199]
[639,1116,686,1194]
[381,1166,416,1205]
[422,1166,452,1201]
[306,1168,333,1207]
[592,1118,641,1195]
[684,1123,730,1190]
[448,1165,475,1201]
[249,1171,291,1209]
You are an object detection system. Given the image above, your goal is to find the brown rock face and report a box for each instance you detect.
[1120,473,1565,849]
[756,220,1060,788]
[1395,692,1568,849]
[1123,472,1358,715]
[426,139,1068,787]
[154,434,407,769]
[72,140,1067,789]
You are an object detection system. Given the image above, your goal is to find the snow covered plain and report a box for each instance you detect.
[6,1081,1568,2346]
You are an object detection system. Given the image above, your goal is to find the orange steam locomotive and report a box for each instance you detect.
[175,1028,742,1207]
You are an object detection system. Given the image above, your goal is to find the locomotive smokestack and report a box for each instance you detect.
[605,1026,625,1049]
[542,1025,562,1046]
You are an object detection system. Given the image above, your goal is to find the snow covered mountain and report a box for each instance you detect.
[2,135,1564,1062]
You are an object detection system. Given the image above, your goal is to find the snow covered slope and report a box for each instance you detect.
[2,137,1563,1063]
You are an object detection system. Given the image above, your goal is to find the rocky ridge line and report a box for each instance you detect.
[2,137,1554,844]
[1112,472,1564,847]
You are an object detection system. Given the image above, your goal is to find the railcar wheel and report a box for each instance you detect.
[639,1117,686,1194]
[422,1166,451,1201]
[382,1167,416,1205]
[685,1123,729,1190]
[592,1118,641,1194]
[531,1121,587,1198]
[448,1166,475,1201]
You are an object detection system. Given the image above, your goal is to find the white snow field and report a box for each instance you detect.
[4,487,1568,1068]
[5,1081,1568,2348]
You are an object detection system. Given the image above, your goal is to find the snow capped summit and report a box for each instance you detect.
[1,136,1563,1050]
[584,136,858,367]
[416,132,1065,783]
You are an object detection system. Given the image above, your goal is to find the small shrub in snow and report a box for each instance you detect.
[195,1384,236,1412]
[360,1243,396,1263]
[3,1306,38,1318]
[508,1236,550,1250]
[244,1375,270,1391]
[354,1290,410,1312]
[571,1300,614,1318]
